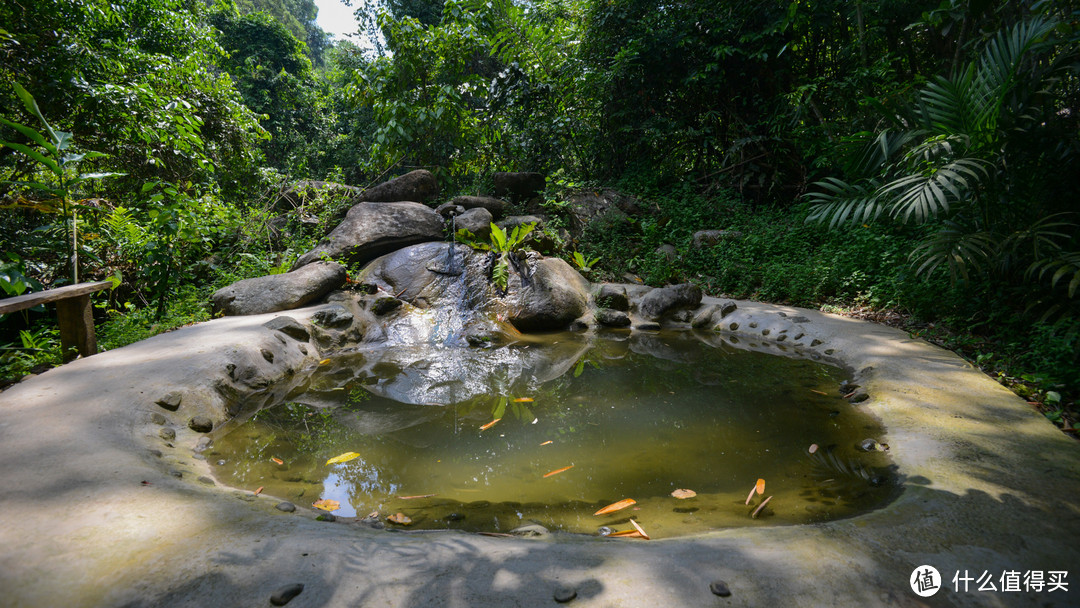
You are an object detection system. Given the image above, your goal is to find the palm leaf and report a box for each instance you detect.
[804,177,884,229]
[879,158,988,223]
[1028,251,1080,299]
[910,223,996,282]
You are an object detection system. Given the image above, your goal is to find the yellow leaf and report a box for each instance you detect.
[387,512,412,525]
[325,451,361,465]
[671,489,696,499]
[319,358,331,365]
[543,465,574,478]
[513,397,534,402]
[479,418,501,431]
[756,478,765,495]
[271,457,284,465]
[539,440,553,446]
[594,499,636,516]
[312,499,340,512]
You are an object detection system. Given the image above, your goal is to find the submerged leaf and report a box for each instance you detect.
[609,529,645,538]
[480,418,501,431]
[671,489,697,499]
[513,397,534,402]
[543,465,574,478]
[312,499,340,512]
[594,499,636,516]
[629,518,650,540]
[271,457,284,465]
[751,496,773,519]
[539,440,553,446]
[387,512,412,525]
[397,494,437,500]
[756,478,765,495]
[325,451,361,466]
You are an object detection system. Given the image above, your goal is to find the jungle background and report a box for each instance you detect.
[1,0,1078,432]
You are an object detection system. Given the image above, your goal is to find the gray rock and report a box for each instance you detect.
[270,583,305,606]
[188,416,214,433]
[275,502,296,513]
[553,587,577,603]
[505,257,590,332]
[150,413,167,425]
[691,304,721,329]
[509,523,550,537]
[435,202,465,218]
[159,427,176,441]
[291,202,444,270]
[370,296,403,316]
[495,215,544,233]
[194,436,212,452]
[692,230,743,248]
[596,308,631,327]
[638,283,702,321]
[316,513,336,522]
[263,316,310,342]
[709,580,732,597]
[197,476,215,486]
[635,321,662,331]
[454,207,494,241]
[155,392,182,412]
[212,262,346,316]
[358,169,438,204]
[595,284,629,311]
[311,305,353,329]
[451,195,509,219]
[493,171,544,202]
[655,243,677,263]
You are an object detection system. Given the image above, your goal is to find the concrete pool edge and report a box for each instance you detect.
[1,297,1077,607]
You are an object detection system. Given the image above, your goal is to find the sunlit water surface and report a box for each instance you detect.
[209,331,895,538]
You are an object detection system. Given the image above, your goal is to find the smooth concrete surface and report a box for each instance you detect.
[1,298,1078,607]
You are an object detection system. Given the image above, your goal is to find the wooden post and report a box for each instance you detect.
[55,294,95,362]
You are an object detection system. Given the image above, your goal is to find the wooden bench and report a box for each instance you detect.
[0,281,113,362]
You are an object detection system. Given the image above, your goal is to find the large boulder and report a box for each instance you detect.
[493,172,545,203]
[291,201,445,270]
[454,207,493,241]
[638,283,702,321]
[450,195,509,219]
[358,169,439,204]
[503,256,590,331]
[211,262,347,316]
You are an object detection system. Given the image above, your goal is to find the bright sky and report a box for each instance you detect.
[314,0,362,39]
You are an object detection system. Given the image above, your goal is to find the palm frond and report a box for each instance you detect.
[804,177,884,229]
[909,223,997,283]
[879,158,988,223]
[1028,251,1080,299]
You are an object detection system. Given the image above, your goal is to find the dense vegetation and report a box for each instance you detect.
[1,0,1077,431]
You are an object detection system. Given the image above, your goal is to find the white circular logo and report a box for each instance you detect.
[910,565,942,597]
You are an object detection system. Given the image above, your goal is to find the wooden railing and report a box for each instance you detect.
[0,281,113,362]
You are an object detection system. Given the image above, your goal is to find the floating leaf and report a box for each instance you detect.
[387,512,412,525]
[808,444,819,454]
[254,486,264,496]
[312,499,340,512]
[671,489,697,499]
[480,418,501,431]
[325,451,361,466]
[397,494,436,500]
[271,457,284,465]
[594,499,636,516]
[756,478,765,495]
[629,518,650,540]
[543,465,574,478]
[752,496,772,519]
[513,397,534,402]
[539,440,553,446]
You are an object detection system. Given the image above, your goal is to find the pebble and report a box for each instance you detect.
[317,513,336,522]
[155,392,182,411]
[270,583,304,606]
[596,526,613,537]
[188,416,213,433]
[276,502,296,512]
[728,322,739,331]
[553,587,577,603]
[159,427,176,441]
[169,469,183,478]
[197,476,215,486]
[710,580,732,597]
[150,413,167,425]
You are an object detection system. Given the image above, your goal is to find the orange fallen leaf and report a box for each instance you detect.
[543,465,574,478]
[271,457,284,465]
[312,499,340,512]
[594,499,636,516]
[756,478,765,495]
[539,440,553,446]
[397,494,437,500]
[752,495,773,519]
[810,389,828,396]
[479,418,501,431]
[609,529,645,538]
[629,518,650,540]
[319,358,331,365]
[254,486,264,496]
[386,512,412,525]
[671,489,696,499]
[513,397,534,402]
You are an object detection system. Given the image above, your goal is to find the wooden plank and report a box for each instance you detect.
[56,294,95,362]
[0,281,112,314]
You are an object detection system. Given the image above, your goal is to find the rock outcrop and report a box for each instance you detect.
[211,262,347,316]
[291,201,444,270]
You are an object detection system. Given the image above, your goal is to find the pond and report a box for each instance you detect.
[208,330,896,539]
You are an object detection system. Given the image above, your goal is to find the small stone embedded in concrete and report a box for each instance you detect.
[710,580,732,597]
[810,339,823,347]
[188,416,214,433]
[155,392,182,411]
[270,583,304,606]
[719,301,738,317]
[824,348,835,355]
[553,587,577,603]
[150,413,167,425]
[791,316,811,323]
[261,348,275,363]
[197,476,215,485]
[194,436,212,452]
[748,322,758,328]
[276,502,297,512]
[729,322,739,331]
[775,334,787,342]
[159,427,176,441]
[761,329,770,336]
[169,469,183,478]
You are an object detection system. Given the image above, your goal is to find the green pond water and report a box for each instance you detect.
[208,330,896,539]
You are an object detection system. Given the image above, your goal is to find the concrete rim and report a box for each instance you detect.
[1,297,1077,607]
